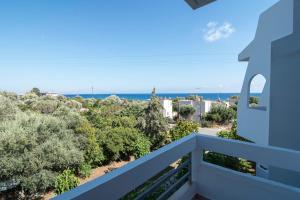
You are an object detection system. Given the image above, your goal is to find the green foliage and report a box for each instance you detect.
[100,127,151,161]
[0,108,84,195]
[53,106,83,129]
[137,88,169,149]
[0,88,168,197]
[20,170,57,195]
[217,120,246,141]
[55,169,80,195]
[31,88,41,97]
[0,95,18,121]
[170,120,199,141]
[200,119,213,128]
[132,135,151,158]
[179,105,196,119]
[204,120,255,174]
[249,96,259,106]
[203,105,236,125]
[78,163,92,178]
[75,120,105,166]
[32,99,59,114]
[185,95,202,101]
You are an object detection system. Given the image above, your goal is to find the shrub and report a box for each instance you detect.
[201,119,212,128]
[32,100,59,114]
[78,163,92,178]
[132,136,151,159]
[100,127,151,161]
[203,105,236,125]
[85,133,105,166]
[170,120,199,141]
[0,95,18,121]
[21,170,57,196]
[55,169,80,194]
[179,105,196,119]
[53,106,83,130]
[0,112,84,195]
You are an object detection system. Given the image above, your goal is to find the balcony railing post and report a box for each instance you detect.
[191,137,202,191]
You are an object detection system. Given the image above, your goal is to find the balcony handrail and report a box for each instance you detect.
[198,134,300,173]
[53,133,300,200]
[53,134,197,200]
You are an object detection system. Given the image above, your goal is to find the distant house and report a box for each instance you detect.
[45,92,60,97]
[159,99,173,119]
[178,99,229,122]
[178,100,202,122]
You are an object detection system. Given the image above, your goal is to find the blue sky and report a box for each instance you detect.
[0,0,278,94]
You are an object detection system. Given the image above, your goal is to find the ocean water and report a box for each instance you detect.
[65,93,244,101]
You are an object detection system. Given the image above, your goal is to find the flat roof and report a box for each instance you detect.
[185,0,216,10]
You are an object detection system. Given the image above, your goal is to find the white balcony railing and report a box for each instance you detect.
[53,134,300,200]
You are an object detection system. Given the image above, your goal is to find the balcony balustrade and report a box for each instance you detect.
[53,134,300,200]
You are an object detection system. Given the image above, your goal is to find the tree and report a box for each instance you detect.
[0,95,19,121]
[179,105,196,119]
[170,120,199,141]
[249,96,259,106]
[137,88,169,149]
[99,127,150,161]
[203,105,236,125]
[31,87,41,96]
[0,112,84,196]
[185,95,202,101]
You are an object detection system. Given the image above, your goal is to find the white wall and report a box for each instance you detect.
[160,99,173,118]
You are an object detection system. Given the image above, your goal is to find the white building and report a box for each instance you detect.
[45,92,60,97]
[160,99,173,118]
[199,100,213,115]
[178,99,219,122]
[237,0,300,187]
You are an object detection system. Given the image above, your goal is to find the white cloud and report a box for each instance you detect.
[203,21,235,42]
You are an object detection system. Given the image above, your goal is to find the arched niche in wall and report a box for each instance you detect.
[248,74,267,110]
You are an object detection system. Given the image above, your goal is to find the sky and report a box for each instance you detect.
[0,0,278,94]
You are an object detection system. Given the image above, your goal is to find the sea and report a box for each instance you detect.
[65,93,245,101]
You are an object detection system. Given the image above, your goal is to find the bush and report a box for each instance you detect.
[78,163,92,178]
[55,169,80,194]
[179,105,196,119]
[85,132,105,166]
[100,127,151,161]
[170,120,199,141]
[249,96,259,105]
[0,112,84,195]
[203,105,236,125]
[201,119,212,128]
[32,100,59,114]
[53,106,83,130]
[132,136,151,158]
[21,170,57,196]
[0,95,18,121]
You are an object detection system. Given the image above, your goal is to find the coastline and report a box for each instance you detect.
[64,93,246,101]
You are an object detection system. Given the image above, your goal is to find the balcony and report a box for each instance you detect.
[53,134,300,200]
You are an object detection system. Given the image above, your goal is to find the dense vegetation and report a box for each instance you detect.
[0,89,169,199]
[0,89,254,199]
[202,104,236,127]
[179,105,196,119]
